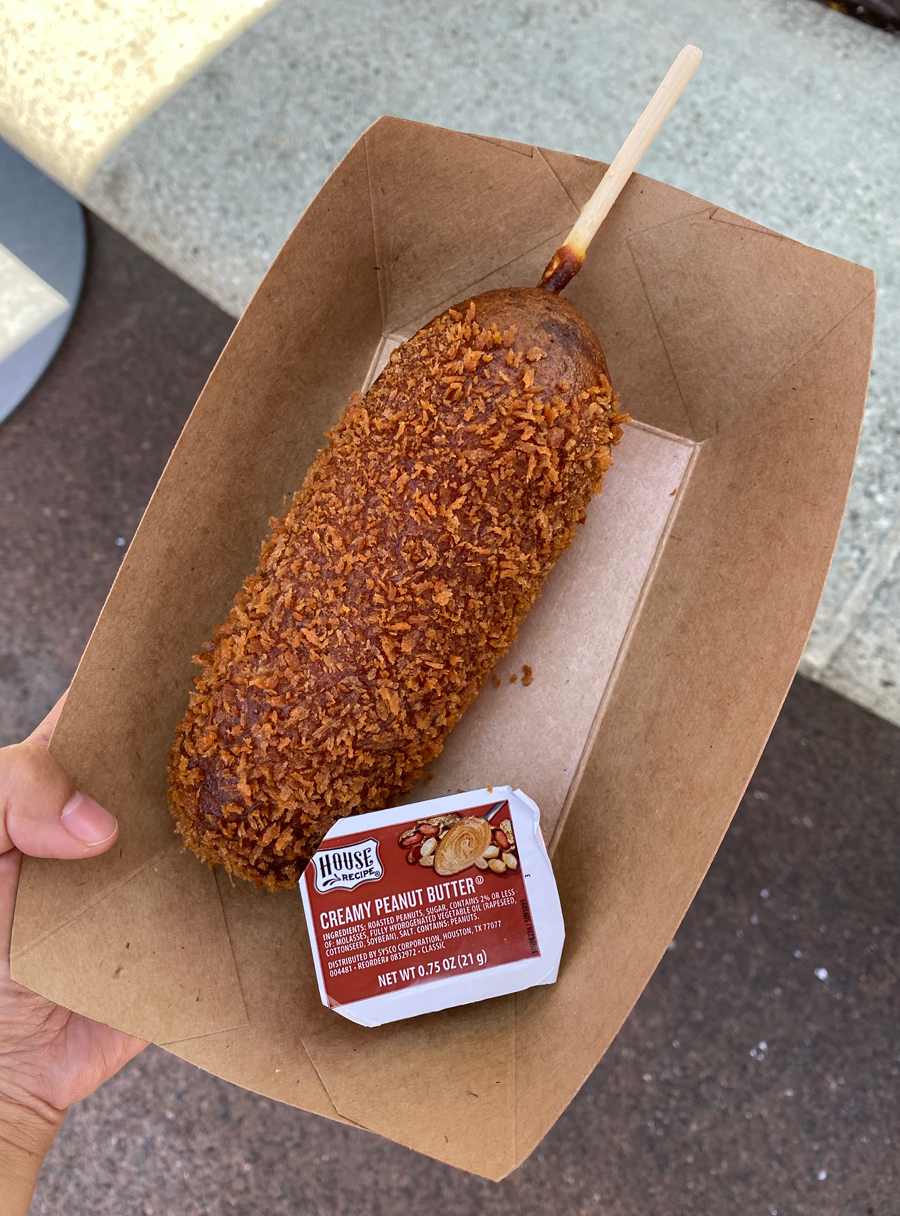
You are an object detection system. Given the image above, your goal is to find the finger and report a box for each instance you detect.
[0,849,23,964]
[0,742,118,858]
[26,690,69,750]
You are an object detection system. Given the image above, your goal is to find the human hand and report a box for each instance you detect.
[0,695,148,1213]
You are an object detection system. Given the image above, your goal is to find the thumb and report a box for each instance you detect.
[0,722,118,859]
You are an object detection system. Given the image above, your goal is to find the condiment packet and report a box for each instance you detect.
[299,787,565,1026]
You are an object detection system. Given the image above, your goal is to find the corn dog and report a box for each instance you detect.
[168,287,622,888]
[169,49,701,889]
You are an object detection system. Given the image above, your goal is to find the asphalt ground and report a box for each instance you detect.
[816,0,900,35]
[3,215,897,1216]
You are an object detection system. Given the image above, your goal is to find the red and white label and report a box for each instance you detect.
[300,788,564,1026]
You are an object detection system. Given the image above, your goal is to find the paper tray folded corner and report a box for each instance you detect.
[12,843,249,1044]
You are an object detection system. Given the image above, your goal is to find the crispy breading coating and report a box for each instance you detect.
[168,288,624,889]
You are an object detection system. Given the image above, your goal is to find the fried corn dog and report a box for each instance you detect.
[168,47,703,889]
[168,287,623,888]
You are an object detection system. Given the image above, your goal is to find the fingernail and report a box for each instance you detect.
[61,792,119,846]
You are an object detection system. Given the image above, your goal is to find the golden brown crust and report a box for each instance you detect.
[168,288,624,889]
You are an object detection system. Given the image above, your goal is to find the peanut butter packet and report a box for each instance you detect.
[300,787,565,1026]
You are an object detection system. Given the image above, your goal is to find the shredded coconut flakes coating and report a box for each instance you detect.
[168,288,624,889]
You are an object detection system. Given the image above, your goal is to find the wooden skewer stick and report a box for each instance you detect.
[539,44,702,294]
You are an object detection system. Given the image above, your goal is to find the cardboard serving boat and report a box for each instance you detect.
[11,117,875,1180]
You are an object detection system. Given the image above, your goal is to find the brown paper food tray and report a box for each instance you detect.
[11,117,875,1180]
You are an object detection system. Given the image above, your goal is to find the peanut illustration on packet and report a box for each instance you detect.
[398,801,519,876]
